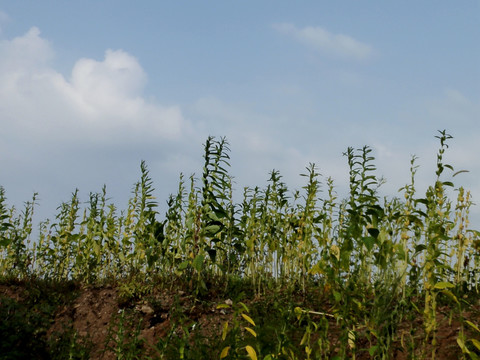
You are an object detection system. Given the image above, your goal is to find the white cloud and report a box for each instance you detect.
[0,27,52,72]
[0,27,190,146]
[273,23,373,60]
[70,49,147,112]
[0,26,196,224]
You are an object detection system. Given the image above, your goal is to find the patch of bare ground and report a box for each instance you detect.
[49,286,119,359]
[1,281,479,359]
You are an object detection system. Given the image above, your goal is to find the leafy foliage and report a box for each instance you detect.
[1,131,479,359]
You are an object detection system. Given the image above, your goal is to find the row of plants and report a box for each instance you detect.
[1,130,480,358]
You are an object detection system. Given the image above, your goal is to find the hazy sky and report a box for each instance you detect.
[1,1,479,229]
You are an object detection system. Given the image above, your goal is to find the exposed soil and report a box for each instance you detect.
[1,280,479,359]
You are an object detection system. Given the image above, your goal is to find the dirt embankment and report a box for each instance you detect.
[1,281,479,359]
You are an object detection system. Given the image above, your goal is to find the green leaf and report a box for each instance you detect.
[242,313,256,327]
[468,352,480,360]
[178,261,189,271]
[415,198,430,206]
[453,169,469,177]
[367,227,380,239]
[470,338,480,351]
[238,302,250,313]
[1,221,13,230]
[294,307,303,320]
[394,243,406,259]
[466,321,480,333]
[221,321,229,340]
[300,331,308,346]
[245,345,257,360]
[204,224,221,237]
[220,346,230,358]
[245,326,257,337]
[207,248,217,263]
[308,263,322,275]
[434,281,454,289]
[441,289,459,304]
[457,337,470,354]
[305,345,312,356]
[415,244,427,253]
[0,237,12,247]
[362,236,376,251]
[368,345,379,356]
[192,254,204,272]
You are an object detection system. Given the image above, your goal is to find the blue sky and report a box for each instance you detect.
[1,1,479,228]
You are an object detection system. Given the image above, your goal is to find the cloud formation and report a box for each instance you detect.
[0,27,189,146]
[273,23,373,60]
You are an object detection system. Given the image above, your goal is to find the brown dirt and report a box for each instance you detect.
[1,282,479,359]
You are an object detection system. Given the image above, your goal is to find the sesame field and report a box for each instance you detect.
[1,132,480,359]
